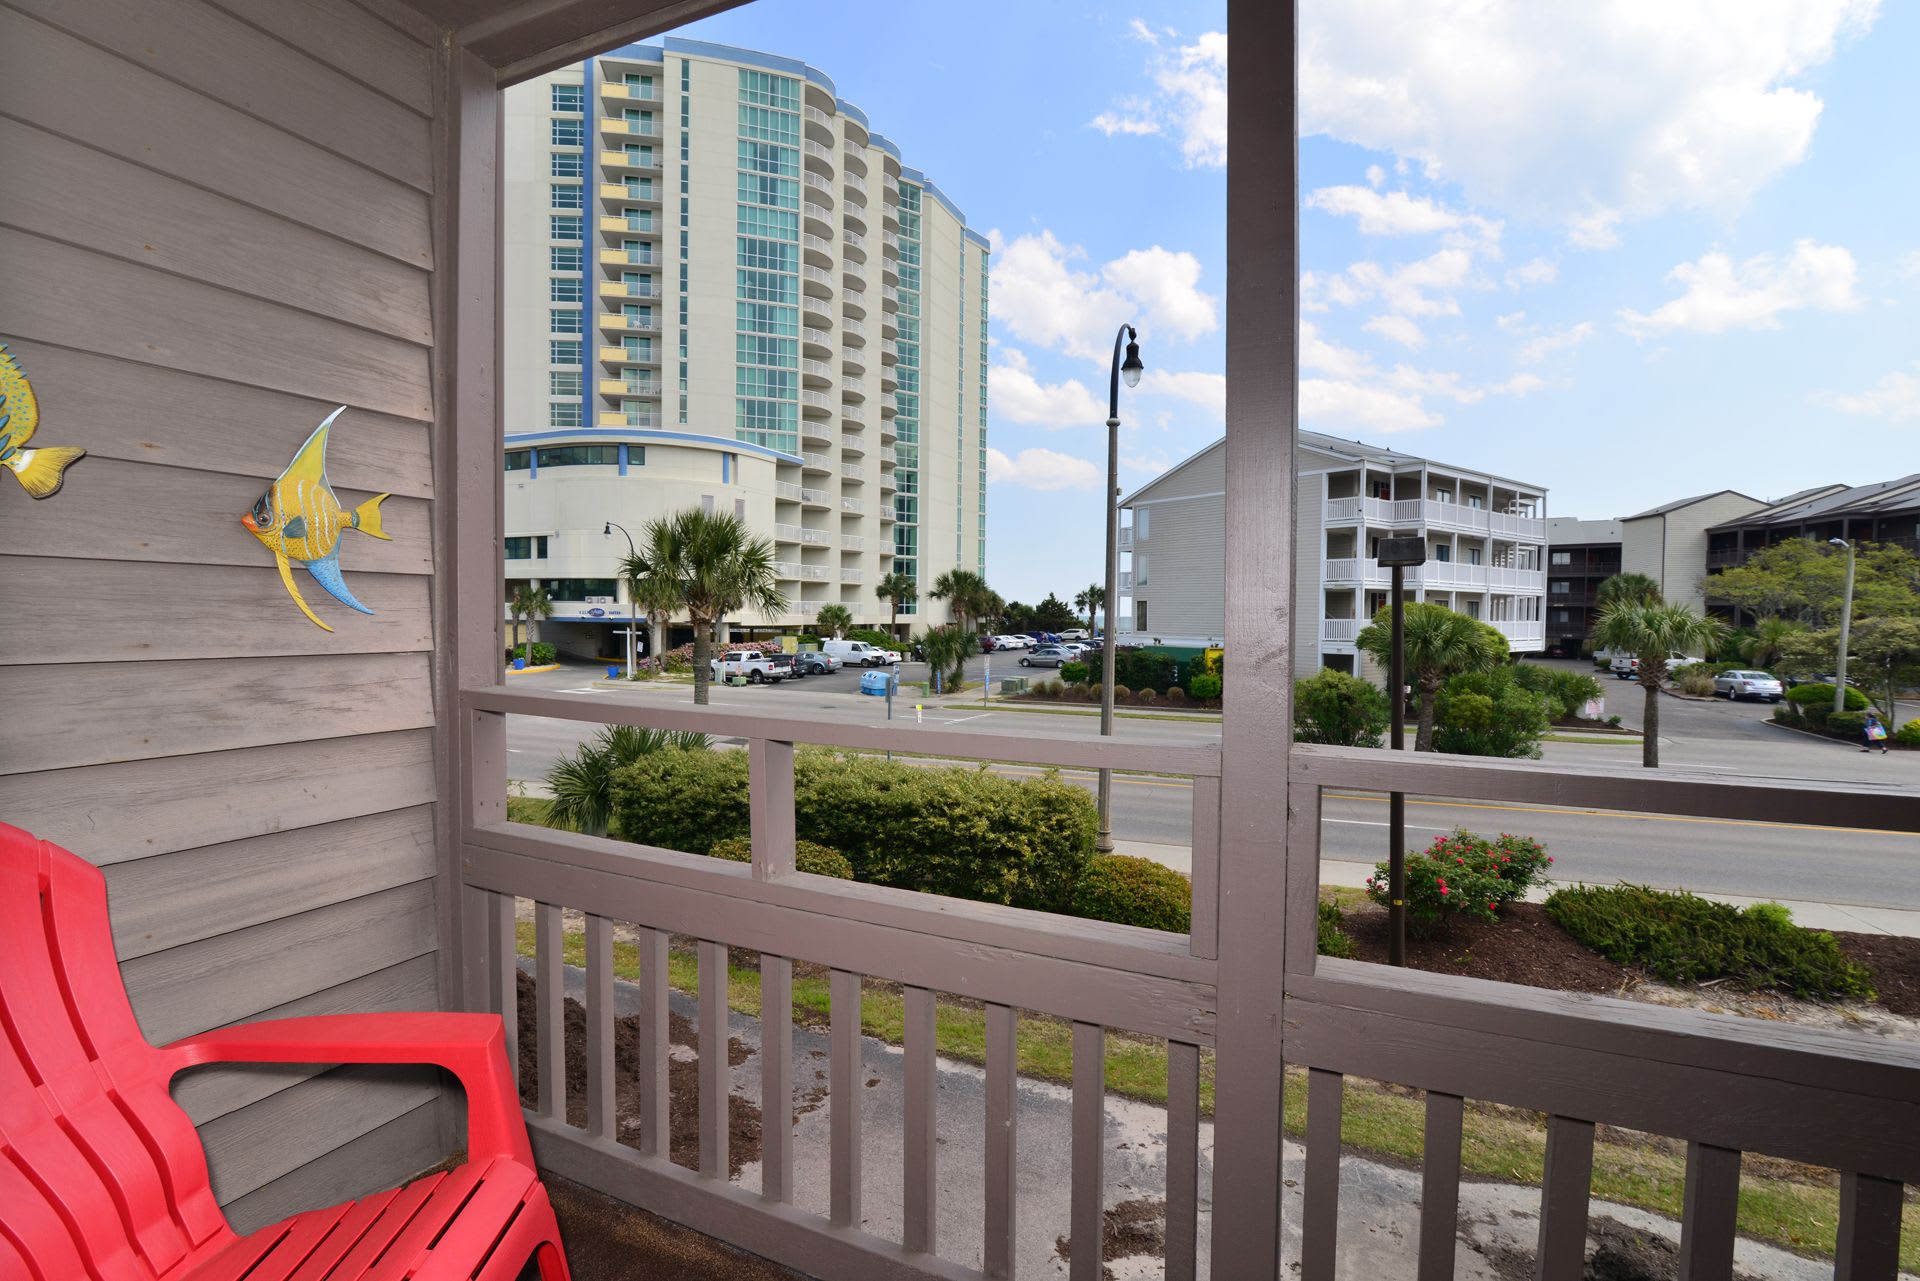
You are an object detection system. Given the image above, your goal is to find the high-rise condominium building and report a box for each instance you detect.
[502,39,989,655]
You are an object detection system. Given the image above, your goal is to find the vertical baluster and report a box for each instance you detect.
[1284,784,1324,973]
[830,969,862,1228]
[1418,1092,1463,1281]
[984,1003,1018,1279]
[699,940,729,1179]
[1165,1042,1201,1281]
[1301,1068,1343,1281]
[1188,776,1221,959]
[636,926,669,1158]
[584,914,615,1139]
[1676,1142,1739,1281]
[903,986,937,1254]
[760,955,794,1202]
[1535,1116,1595,1281]
[1070,1021,1105,1281]
[748,738,796,880]
[534,901,564,1120]
[460,885,491,1015]
[490,892,517,1087]
[1835,1171,1903,1281]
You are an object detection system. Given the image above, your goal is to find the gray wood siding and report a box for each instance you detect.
[0,0,446,1232]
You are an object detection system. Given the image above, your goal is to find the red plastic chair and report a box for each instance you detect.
[0,821,572,1280]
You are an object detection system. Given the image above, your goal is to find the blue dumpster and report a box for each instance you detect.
[607,665,621,679]
[512,658,526,670]
[860,670,892,697]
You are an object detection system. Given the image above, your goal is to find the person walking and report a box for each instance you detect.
[1862,707,1890,754]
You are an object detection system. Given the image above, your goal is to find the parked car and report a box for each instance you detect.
[1609,653,1702,681]
[1020,645,1073,668]
[1059,629,1090,641]
[766,653,797,680]
[710,649,786,683]
[794,651,840,674]
[993,634,1031,650]
[823,639,887,667]
[1714,670,1784,702]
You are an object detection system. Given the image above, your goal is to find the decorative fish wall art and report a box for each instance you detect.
[243,407,391,632]
[0,344,86,499]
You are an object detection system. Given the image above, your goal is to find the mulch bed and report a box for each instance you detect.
[514,970,763,1177]
[540,1173,807,1281]
[1337,902,1920,1017]
[1054,1197,1168,1280]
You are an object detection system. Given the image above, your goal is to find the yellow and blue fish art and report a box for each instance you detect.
[0,344,87,499]
[243,407,391,632]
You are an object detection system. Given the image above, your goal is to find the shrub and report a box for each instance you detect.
[706,836,854,880]
[510,641,556,665]
[1896,720,1920,746]
[1293,669,1390,747]
[1188,673,1223,701]
[1111,683,1133,703]
[1514,665,1603,720]
[1786,682,1869,711]
[1365,853,1506,937]
[1163,685,1189,706]
[1316,901,1354,958]
[1676,667,1718,697]
[1069,855,1191,932]
[845,628,897,649]
[1544,885,1875,1001]
[1136,687,1158,705]
[1113,648,1177,693]
[1826,711,1869,737]
[1427,829,1554,904]
[1432,667,1551,759]
[1060,660,1090,685]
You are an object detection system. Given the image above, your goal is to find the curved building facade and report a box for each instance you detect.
[504,39,989,655]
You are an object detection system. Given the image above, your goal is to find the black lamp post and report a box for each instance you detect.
[605,521,638,679]
[1098,324,1144,853]
[1375,535,1427,966]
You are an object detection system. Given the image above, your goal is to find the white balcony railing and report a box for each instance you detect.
[1321,617,1361,642]
[1118,527,1134,549]
[840,568,863,583]
[841,534,864,551]
[841,496,865,514]
[776,482,805,502]
[842,463,865,480]
[1322,497,1546,543]
[774,523,832,546]
[1119,571,1134,589]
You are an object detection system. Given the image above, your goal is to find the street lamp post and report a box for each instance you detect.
[1376,536,1427,967]
[606,521,638,680]
[1097,324,1144,854]
[1830,537,1856,715]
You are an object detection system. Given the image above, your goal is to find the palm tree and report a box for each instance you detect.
[1074,584,1106,633]
[508,584,551,662]
[875,571,917,639]
[815,602,853,638]
[545,725,711,837]
[930,568,995,633]
[643,508,787,705]
[1356,602,1507,751]
[1590,600,1725,768]
[1744,615,1804,671]
[617,550,681,668]
[1596,572,1662,611]
[920,624,975,693]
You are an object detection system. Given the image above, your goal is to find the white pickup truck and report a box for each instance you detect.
[709,649,787,683]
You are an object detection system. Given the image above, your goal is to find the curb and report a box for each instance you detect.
[505,663,562,676]
[1762,718,1912,752]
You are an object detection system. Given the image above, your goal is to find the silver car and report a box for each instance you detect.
[1713,669,1783,702]
[1020,645,1073,668]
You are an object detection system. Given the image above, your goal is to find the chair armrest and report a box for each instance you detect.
[162,1012,533,1166]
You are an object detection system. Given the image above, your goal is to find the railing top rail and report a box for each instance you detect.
[463,685,1224,777]
[1289,742,1920,833]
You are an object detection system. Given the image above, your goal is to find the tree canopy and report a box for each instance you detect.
[1356,602,1507,751]
[1705,539,1920,628]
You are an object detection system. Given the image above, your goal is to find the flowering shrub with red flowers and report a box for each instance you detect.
[1364,828,1555,937]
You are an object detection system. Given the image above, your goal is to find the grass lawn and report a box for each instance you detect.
[512,913,1917,1269]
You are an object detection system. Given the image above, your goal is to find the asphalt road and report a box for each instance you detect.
[505,660,1917,911]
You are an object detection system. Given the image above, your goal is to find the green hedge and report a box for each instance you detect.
[1188,673,1222,701]
[707,836,854,880]
[1785,682,1869,711]
[1544,884,1874,1000]
[510,641,556,665]
[610,747,1096,911]
[1069,855,1190,932]
[1059,660,1090,685]
[1827,710,1870,737]
[1316,901,1354,958]
[1897,720,1920,746]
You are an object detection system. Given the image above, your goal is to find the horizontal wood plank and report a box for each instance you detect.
[170,953,440,1124]
[0,6,430,267]
[195,1062,440,1206]
[0,120,431,345]
[217,1098,442,1236]
[0,558,433,664]
[0,456,433,576]
[124,879,440,1043]
[0,729,437,864]
[203,0,435,115]
[0,229,432,421]
[0,340,433,497]
[6,0,432,191]
[108,804,438,957]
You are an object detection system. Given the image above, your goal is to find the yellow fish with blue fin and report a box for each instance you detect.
[0,344,87,498]
[243,407,391,632]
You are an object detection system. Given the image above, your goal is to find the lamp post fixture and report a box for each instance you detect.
[1830,537,1856,715]
[605,521,638,680]
[1097,324,1144,854]
[1375,535,1427,967]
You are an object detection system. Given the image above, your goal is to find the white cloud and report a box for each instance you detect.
[1135,368,1226,417]
[1821,365,1920,423]
[1295,321,1539,433]
[1090,97,1160,137]
[988,348,1105,426]
[1363,314,1427,349]
[1295,2,1874,237]
[985,446,1100,492]
[987,230,1217,361]
[1090,29,1227,167]
[1305,186,1501,250]
[1304,248,1479,320]
[1504,257,1558,289]
[1498,312,1596,362]
[1618,240,1860,337]
[1365,164,1386,189]
[1301,378,1440,433]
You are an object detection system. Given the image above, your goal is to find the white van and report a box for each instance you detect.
[823,639,887,667]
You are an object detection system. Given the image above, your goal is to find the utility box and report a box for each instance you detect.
[1000,677,1028,694]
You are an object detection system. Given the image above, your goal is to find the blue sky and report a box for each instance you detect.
[676,1,1919,607]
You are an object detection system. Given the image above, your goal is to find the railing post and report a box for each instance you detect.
[748,737,796,879]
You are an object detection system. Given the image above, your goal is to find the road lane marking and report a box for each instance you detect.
[1324,791,1912,837]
